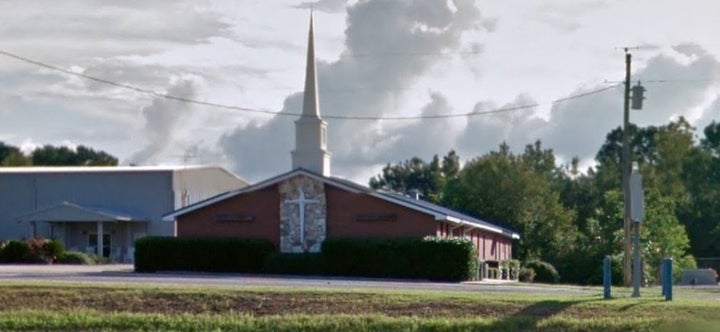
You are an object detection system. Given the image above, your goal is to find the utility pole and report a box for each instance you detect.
[622,49,632,287]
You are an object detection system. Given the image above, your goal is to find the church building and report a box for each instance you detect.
[163,14,519,263]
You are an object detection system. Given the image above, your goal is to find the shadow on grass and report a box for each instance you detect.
[486,297,599,331]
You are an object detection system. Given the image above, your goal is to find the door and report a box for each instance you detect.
[88,233,111,257]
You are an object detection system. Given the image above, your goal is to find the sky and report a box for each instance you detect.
[0,0,719,184]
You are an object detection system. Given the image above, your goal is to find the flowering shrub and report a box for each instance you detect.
[0,237,65,264]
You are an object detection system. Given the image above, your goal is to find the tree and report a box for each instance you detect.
[31,145,118,166]
[444,142,578,265]
[369,150,459,203]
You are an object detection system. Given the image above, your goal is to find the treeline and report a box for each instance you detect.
[0,142,118,166]
[370,117,720,284]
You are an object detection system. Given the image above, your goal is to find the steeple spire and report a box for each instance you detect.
[302,10,320,118]
[292,12,331,176]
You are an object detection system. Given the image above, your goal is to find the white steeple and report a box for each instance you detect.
[291,12,331,176]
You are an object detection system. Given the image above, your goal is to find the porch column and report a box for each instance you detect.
[126,222,131,263]
[96,221,104,257]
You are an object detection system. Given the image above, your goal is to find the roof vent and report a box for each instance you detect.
[407,189,421,200]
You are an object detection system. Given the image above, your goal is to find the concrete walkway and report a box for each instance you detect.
[0,264,133,275]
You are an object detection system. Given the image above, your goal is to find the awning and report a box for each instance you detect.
[15,201,147,223]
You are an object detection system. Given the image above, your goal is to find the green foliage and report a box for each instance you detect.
[518,267,536,282]
[42,239,65,262]
[524,260,560,284]
[58,251,96,265]
[262,253,327,276]
[134,237,275,273]
[0,141,118,167]
[322,237,477,281]
[673,255,698,283]
[500,259,521,280]
[0,240,31,263]
[0,238,66,264]
[31,144,118,166]
[369,150,459,203]
[443,141,578,264]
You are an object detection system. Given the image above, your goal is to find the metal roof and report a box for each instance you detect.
[0,165,215,173]
[15,201,147,223]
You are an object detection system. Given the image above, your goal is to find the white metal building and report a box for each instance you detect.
[0,166,247,262]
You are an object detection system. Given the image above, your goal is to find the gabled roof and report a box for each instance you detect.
[162,168,520,239]
[15,201,147,223]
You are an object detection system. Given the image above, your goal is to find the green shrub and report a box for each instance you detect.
[134,237,275,273]
[42,240,65,262]
[524,260,560,284]
[58,251,95,265]
[263,253,326,275]
[322,237,477,281]
[500,259,521,280]
[0,240,31,263]
[674,254,697,284]
[488,267,500,279]
[519,267,536,282]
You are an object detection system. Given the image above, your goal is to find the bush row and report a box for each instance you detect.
[134,237,275,273]
[322,237,477,281]
[0,238,65,264]
[0,238,106,265]
[134,236,478,281]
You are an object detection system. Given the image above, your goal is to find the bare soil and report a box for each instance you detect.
[0,286,593,318]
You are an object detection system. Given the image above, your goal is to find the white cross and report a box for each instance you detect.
[286,188,319,248]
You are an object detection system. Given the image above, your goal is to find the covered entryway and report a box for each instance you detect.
[15,201,148,263]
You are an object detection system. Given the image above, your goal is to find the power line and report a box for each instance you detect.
[0,49,620,121]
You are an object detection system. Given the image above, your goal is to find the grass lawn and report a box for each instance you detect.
[0,282,718,331]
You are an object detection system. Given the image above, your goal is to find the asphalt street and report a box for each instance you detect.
[0,264,597,295]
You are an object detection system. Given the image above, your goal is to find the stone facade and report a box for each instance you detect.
[279,175,326,253]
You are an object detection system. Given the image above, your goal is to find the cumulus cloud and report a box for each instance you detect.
[221,0,492,182]
[673,42,708,58]
[294,0,348,13]
[527,48,720,164]
[457,94,545,157]
[127,79,199,165]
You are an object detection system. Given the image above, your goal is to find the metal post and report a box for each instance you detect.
[661,259,667,296]
[622,51,633,287]
[632,222,641,297]
[603,256,612,299]
[664,258,673,301]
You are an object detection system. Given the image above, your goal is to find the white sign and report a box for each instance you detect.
[630,166,645,222]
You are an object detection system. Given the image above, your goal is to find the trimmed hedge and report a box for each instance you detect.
[263,253,327,276]
[0,240,31,263]
[524,260,560,284]
[134,237,275,273]
[134,236,479,281]
[322,237,477,281]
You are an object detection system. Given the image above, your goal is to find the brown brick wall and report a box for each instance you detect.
[175,179,514,261]
[325,185,437,238]
[176,185,281,248]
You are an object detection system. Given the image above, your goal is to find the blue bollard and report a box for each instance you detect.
[603,256,611,299]
[661,259,666,296]
[663,258,673,301]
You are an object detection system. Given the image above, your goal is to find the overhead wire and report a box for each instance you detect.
[0,49,621,121]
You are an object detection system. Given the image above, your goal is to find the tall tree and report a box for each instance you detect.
[444,142,578,264]
[369,150,458,203]
[31,145,118,166]
[0,142,30,166]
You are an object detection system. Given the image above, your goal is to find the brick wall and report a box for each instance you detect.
[176,185,281,248]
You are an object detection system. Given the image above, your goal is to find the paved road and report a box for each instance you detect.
[0,264,597,295]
